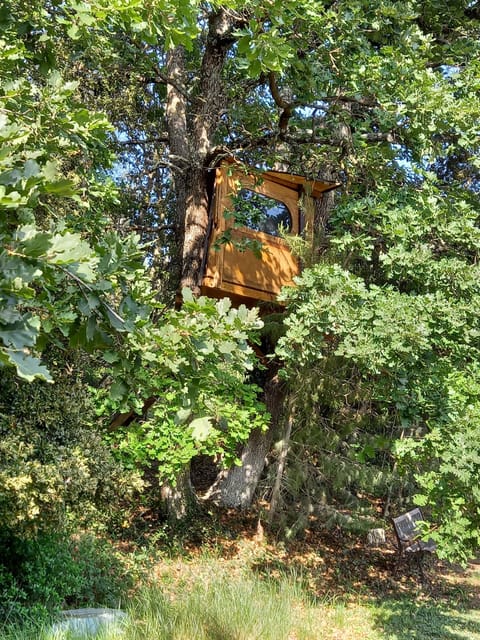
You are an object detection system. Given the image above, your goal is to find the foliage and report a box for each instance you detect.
[396,369,480,565]
[0,3,152,382]
[101,292,269,483]
[243,1,480,561]
[1,0,268,495]
[0,357,142,539]
[277,242,480,560]
[0,532,133,623]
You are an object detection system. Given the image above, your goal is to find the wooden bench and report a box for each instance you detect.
[392,508,437,578]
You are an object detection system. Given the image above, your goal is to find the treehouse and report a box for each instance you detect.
[201,162,338,305]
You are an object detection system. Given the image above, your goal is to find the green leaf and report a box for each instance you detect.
[42,179,76,196]
[0,316,40,349]
[182,287,194,302]
[42,160,59,181]
[216,297,232,315]
[46,232,93,264]
[106,307,126,331]
[19,230,52,257]
[67,24,81,40]
[237,35,251,54]
[4,349,53,382]
[77,11,96,27]
[110,380,128,401]
[218,341,236,354]
[194,339,214,354]
[24,159,41,178]
[175,407,192,425]
[86,315,97,341]
[103,350,120,364]
[190,416,213,442]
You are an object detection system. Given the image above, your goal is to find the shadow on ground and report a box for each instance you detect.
[123,503,480,639]
[373,597,480,640]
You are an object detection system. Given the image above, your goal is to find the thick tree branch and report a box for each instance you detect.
[362,131,397,143]
[268,72,293,138]
[118,136,169,146]
[192,8,240,159]
[267,72,291,110]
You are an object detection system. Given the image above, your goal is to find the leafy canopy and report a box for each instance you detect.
[0,0,268,488]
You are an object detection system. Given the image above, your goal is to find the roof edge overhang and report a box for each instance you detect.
[264,169,340,198]
[215,158,340,199]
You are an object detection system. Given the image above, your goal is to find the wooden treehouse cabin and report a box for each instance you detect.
[201,162,338,306]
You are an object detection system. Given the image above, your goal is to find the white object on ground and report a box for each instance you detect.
[50,607,127,638]
[367,528,386,546]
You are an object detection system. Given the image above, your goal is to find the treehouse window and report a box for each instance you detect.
[232,189,292,237]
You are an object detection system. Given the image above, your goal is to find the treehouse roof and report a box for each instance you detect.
[260,169,338,198]
[217,158,339,198]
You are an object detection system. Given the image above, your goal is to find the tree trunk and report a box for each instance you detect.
[268,396,295,524]
[207,366,287,509]
[166,9,237,297]
[207,427,274,509]
[162,11,239,516]
[180,167,210,294]
[160,463,199,522]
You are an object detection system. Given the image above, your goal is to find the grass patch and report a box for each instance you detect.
[1,572,380,640]
[374,599,480,640]
[126,575,308,640]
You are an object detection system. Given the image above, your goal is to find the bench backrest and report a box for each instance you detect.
[392,508,424,544]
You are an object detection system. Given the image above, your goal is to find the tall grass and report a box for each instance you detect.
[123,574,310,640]
[2,572,319,640]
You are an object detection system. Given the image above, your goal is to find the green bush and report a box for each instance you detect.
[0,358,142,538]
[0,533,134,623]
[0,354,142,622]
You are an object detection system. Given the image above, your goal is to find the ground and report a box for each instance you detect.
[121,500,480,608]
[114,502,480,639]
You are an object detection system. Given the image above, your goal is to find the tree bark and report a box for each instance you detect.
[268,396,295,524]
[160,463,199,521]
[314,165,337,256]
[207,366,287,509]
[180,166,210,294]
[166,9,237,296]
[207,427,274,509]
[165,45,189,294]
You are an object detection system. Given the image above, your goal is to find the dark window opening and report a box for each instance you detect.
[232,189,292,237]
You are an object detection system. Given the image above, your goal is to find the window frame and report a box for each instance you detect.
[231,187,294,238]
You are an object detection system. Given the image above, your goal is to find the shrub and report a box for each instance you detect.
[0,356,142,538]
[0,533,134,623]
[0,353,142,621]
